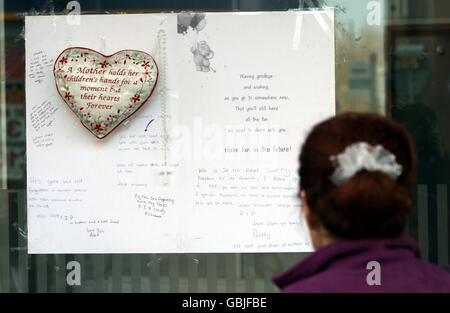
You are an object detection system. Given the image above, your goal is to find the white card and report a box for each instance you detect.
[26,11,335,253]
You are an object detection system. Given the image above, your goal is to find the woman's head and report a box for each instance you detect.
[299,112,417,244]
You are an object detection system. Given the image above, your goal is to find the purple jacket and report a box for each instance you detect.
[272,237,450,293]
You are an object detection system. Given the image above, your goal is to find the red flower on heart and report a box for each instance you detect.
[99,61,109,68]
[59,57,68,64]
[141,61,150,69]
[64,91,72,99]
[94,124,104,132]
[132,94,140,103]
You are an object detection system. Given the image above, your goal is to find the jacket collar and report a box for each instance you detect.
[272,236,421,290]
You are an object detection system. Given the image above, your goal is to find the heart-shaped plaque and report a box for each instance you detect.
[54,47,158,139]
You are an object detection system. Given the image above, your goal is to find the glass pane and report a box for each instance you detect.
[0,0,448,293]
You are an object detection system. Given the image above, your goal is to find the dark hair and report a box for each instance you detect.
[299,112,417,239]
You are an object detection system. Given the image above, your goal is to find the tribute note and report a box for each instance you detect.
[26,11,335,253]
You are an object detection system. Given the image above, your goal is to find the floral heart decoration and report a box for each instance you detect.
[54,48,158,139]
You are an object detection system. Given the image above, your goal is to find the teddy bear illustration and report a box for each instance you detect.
[190,41,215,72]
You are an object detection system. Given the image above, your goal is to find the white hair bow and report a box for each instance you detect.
[329,142,403,186]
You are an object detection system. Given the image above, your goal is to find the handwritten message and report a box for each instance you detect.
[224,73,289,124]
[28,51,53,84]
[135,193,174,218]
[194,166,310,250]
[32,133,54,148]
[30,100,58,132]
[28,177,120,239]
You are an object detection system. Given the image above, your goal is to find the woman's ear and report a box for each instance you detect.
[301,190,337,250]
[300,190,320,231]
